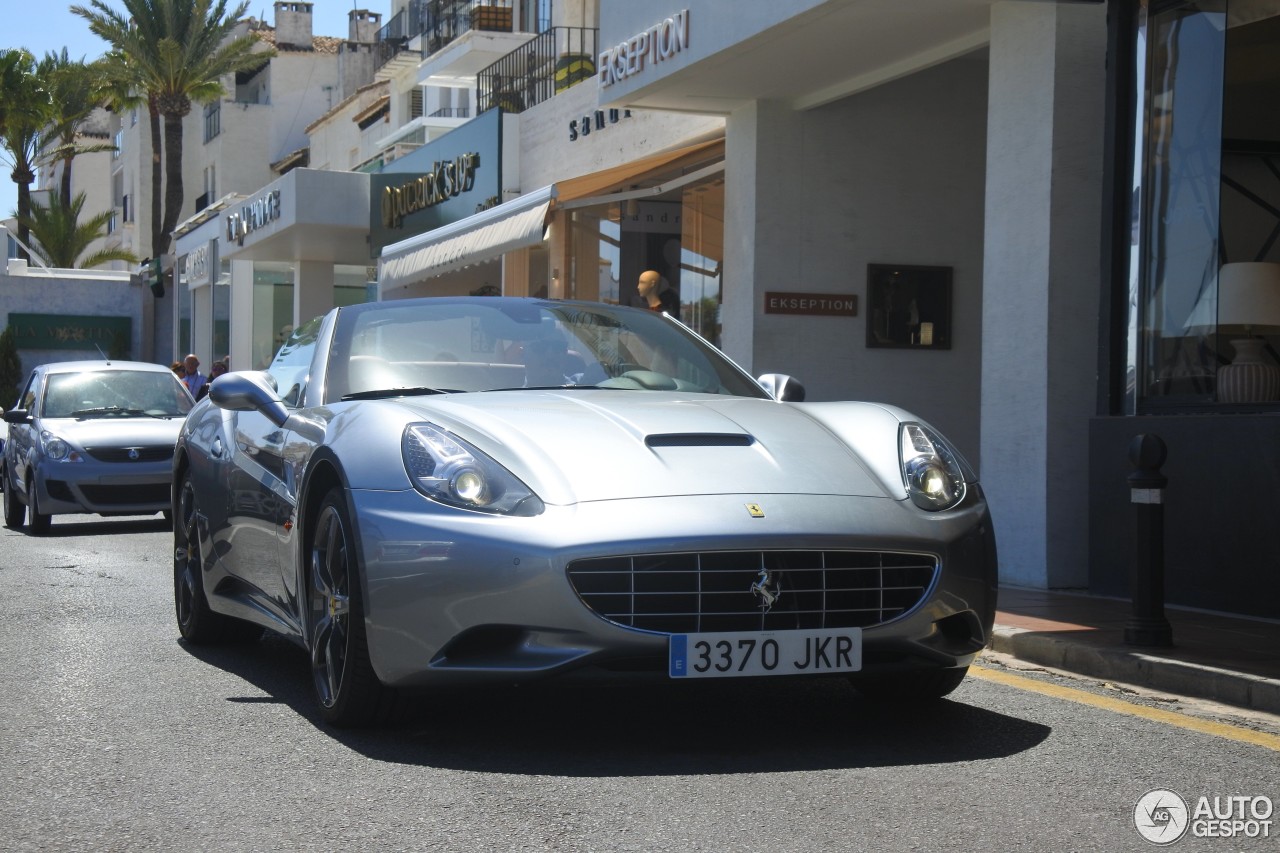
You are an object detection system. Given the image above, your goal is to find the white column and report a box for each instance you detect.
[294,260,335,328]
[228,259,255,373]
[981,1,1106,588]
[723,100,803,373]
[191,283,213,366]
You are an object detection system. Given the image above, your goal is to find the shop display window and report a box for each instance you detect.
[1130,0,1280,410]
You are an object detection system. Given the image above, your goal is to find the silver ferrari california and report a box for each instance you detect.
[173,297,996,726]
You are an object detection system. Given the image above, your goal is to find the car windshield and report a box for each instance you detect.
[41,370,194,419]
[328,298,769,401]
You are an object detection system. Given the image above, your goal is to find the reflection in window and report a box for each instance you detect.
[1131,0,1280,409]
[251,262,295,370]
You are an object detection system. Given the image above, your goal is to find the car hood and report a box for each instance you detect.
[41,415,185,447]
[394,391,905,504]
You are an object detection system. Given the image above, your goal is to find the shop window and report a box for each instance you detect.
[565,176,724,347]
[1130,0,1280,410]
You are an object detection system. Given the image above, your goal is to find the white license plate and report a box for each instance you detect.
[669,627,862,679]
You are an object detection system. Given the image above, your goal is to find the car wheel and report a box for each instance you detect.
[3,464,24,529]
[851,666,970,702]
[308,487,401,727]
[173,473,258,644]
[26,474,50,535]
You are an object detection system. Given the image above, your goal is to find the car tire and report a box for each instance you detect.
[850,666,970,702]
[308,487,402,727]
[3,464,25,529]
[173,473,259,644]
[26,474,50,535]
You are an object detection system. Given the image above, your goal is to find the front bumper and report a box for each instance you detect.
[33,461,172,515]
[351,489,997,688]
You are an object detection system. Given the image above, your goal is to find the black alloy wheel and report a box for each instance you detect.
[25,474,50,534]
[3,464,24,529]
[308,487,400,727]
[173,473,257,643]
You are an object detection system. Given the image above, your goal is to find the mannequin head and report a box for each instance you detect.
[637,270,662,306]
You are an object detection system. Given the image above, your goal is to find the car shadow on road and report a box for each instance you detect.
[15,516,170,537]
[183,633,1052,776]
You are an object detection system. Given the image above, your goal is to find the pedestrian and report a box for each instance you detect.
[182,353,207,399]
[171,360,185,379]
[196,360,228,401]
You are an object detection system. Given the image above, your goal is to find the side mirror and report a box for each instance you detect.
[2,409,32,425]
[209,371,288,427]
[757,373,806,402]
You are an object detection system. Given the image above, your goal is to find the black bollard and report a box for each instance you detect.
[1124,433,1173,647]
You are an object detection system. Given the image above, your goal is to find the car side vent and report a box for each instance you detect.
[645,433,753,448]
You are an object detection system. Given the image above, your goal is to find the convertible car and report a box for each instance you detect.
[174,297,996,726]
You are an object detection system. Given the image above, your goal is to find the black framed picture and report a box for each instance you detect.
[866,264,953,349]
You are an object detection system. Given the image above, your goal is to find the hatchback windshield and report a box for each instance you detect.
[328,299,769,401]
[42,370,194,419]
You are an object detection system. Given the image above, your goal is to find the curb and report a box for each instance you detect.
[990,625,1280,715]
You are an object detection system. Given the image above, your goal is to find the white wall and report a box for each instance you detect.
[0,266,146,378]
[726,56,990,465]
[518,78,723,190]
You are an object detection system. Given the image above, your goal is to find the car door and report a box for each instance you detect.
[223,405,295,616]
[6,372,40,495]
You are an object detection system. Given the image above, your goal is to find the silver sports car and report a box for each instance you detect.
[174,297,996,726]
[4,360,194,533]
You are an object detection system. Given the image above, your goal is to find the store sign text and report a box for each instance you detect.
[185,241,213,288]
[226,190,281,246]
[764,292,858,317]
[9,312,132,351]
[599,9,689,89]
[382,153,481,228]
[569,109,632,141]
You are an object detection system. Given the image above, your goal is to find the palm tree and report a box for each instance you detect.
[16,191,139,270]
[0,48,54,262]
[39,50,116,207]
[96,49,165,258]
[72,0,272,255]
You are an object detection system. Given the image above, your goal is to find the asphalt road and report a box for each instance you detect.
[2,514,1277,852]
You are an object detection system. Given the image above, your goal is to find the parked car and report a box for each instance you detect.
[174,297,997,726]
[3,360,194,533]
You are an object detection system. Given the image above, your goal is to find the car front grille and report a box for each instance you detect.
[83,445,175,463]
[567,550,938,634]
[79,483,170,506]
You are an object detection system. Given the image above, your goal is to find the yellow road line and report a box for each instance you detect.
[970,664,1280,753]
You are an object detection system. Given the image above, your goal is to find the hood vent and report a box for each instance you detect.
[645,433,753,448]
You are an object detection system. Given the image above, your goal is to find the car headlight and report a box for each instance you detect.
[40,430,81,463]
[402,423,544,516]
[900,422,969,511]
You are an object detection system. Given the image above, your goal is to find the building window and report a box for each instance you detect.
[204,101,221,143]
[410,87,423,119]
[1128,0,1280,411]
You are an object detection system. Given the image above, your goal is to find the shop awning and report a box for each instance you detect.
[377,185,555,291]
[376,137,724,291]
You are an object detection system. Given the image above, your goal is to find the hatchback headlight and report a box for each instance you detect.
[40,430,81,463]
[900,422,970,511]
[402,423,544,516]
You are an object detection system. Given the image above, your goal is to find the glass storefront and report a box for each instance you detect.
[565,175,724,346]
[251,262,295,370]
[1128,0,1280,411]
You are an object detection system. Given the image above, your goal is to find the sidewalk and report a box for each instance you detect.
[988,586,1280,714]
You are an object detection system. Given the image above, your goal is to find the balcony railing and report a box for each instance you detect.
[376,0,516,71]
[429,107,471,118]
[478,27,597,115]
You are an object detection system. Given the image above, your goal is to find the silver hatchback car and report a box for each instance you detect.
[3,360,193,533]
